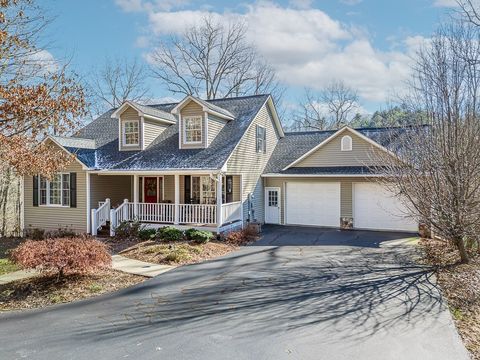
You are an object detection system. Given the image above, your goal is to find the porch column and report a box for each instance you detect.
[217,173,223,227]
[133,175,139,218]
[174,174,180,224]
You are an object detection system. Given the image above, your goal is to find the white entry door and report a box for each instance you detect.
[265,187,281,224]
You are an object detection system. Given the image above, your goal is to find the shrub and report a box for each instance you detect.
[164,247,191,263]
[187,230,214,244]
[157,226,183,241]
[225,227,258,246]
[25,227,45,240]
[138,228,157,241]
[11,237,111,278]
[47,226,77,239]
[185,228,197,239]
[114,220,142,240]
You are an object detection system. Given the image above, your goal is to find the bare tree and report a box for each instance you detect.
[88,58,151,115]
[376,22,480,263]
[456,0,480,26]
[292,81,359,131]
[150,16,284,101]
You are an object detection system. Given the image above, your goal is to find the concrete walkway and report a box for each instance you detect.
[111,255,175,277]
[0,255,174,284]
[0,269,38,285]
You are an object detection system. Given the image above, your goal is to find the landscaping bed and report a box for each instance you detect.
[420,238,480,359]
[0,269,144,312]
[120,240,237,265]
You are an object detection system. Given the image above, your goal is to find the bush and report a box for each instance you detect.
[25,227,45,240]
[187,230,214,244]
[11,237,111,278]
[157,226,183,241]
[225,227,258,246]
[138,228,157,241]
[47,226,77,239]
[185,228,197,239]
[114,220,142,240]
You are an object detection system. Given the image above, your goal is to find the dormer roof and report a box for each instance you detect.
[171,95,235,120]
[111,100,176,124]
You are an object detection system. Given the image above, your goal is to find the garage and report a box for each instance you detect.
[353,182,418,232]
[285,182,340,227]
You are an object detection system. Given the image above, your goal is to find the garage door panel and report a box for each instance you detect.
[286,182,340,227]
[354,183,417,232]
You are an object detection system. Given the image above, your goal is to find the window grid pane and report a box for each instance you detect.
[62,174,70,206]
[49,174,62,205]
[185,117,202,143]
[40,177,47,205]
[124,121,139,145]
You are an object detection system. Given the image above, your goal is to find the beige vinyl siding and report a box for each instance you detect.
[24,161,87,233]
[143,119,169,149]
[207,114,227,146]
[180,101,207,149]
[295,132,386,167]
[90,175,132,209]
[232,175,241,202]
[264,177,374,225]
[163,175,175,202]
[226,103,280,223]
[119,107,142,151]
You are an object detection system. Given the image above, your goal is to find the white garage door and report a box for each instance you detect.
[353,183,418,232]
[286,182,340,227]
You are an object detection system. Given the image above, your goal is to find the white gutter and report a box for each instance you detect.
[89,169,222,175]
[261,173,384,178]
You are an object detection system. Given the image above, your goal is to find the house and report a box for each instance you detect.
[22,94,418,236]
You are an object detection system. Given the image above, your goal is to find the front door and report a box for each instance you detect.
[265,187,280,224]
[144,177,158,203]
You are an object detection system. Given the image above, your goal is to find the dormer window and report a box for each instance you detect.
[341,135,352,151]
[184,116,203,143]
[123,120,139,146]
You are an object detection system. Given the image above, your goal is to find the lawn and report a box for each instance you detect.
[420,238,480,359]
[0,259,19,276]
[120,240,238,265]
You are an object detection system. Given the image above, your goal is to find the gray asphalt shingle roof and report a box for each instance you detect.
[127,101,176,122]
[68,94,269,170]
[263,126,415,175]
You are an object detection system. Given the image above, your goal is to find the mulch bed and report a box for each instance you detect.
[120,240,238,266]
[420,238,480,359]
[0,269,145,312]
[0,237,24,258]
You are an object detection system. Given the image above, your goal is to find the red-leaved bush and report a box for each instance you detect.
[225,227,259,246]
[11,237,111,278]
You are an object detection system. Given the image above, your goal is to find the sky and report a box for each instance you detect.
[38,0,458,115]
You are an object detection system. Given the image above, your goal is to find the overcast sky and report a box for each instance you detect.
[39,0,458,114]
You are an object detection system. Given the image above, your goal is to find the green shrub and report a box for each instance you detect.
[187,230,213,244]
[138,228,157,241]
[157,226,183,241]
[185,228,197,239]
[114,220,142,240]
[164,247,191,263]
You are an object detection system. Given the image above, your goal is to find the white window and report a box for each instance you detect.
[256,125,266,153]
[184,116,203,143]
[191,176,216,204]
[341,135,352,151]
[123,120,139,146]
[39,173,70,207]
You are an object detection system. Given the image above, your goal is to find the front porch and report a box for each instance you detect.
[89,173,243,236]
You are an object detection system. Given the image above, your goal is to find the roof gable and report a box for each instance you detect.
[171,95,235,120]
[283,126,398,170]
[111,101,176,124]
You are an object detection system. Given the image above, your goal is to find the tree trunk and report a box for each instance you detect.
[455,236,469,263]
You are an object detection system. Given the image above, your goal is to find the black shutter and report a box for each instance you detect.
[33,175,39,207]
[263,127,267,153]
[184,175,191,204]
[255,125,260,152]
[70,172,77,208]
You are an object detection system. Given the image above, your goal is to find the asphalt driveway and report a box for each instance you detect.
[0,226,469,360]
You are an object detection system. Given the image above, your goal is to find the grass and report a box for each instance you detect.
[0,259,19,276]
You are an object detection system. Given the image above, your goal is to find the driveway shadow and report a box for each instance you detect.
[252,225,418,247]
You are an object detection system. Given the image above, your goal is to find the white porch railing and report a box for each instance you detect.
[91,198,110,236]
[221,201,242,224]
[178,204,217,225]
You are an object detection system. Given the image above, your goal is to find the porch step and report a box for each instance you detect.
[96,222,111,238]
